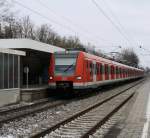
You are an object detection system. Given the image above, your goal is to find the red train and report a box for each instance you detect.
[48,51,144,91]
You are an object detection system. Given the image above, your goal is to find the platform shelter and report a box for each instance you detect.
[0,39,65,104]
[0,48,25,106]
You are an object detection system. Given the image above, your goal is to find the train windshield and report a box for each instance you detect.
[54,56,77,76]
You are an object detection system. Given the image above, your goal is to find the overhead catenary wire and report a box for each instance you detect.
[13,0,97,45]
[13,1,79,33]
[91,0,134,46]
[101,0,139,46]
[13,0,119,47]
[36,0,117,45]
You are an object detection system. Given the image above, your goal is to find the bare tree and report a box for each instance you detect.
[20,16,35,39]
[36,24,49,42]
[0,0,12,38]
[118,48,139,67]
[35,24,57,43]
[65,36,83,49]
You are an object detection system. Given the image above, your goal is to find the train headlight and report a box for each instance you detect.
[49,76,53,80]
[76,76,82,80]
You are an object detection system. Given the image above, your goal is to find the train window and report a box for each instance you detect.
[129,69,131,76]
[99,64,103,75]
[96,64,98,74]
[126,70,128,76]
[105,65,108,74]
[116,67,118,74]
[108,65,111,74]
[90,63,93,75]
[123,69,125,77]
[116,67,119,79]
[55,56,76,76]
[86,61,89,74]
[119,68,122,77]
[103,65,105,74]
[119,68,121,74]
[96,63,99,74]
[111,66,114,74]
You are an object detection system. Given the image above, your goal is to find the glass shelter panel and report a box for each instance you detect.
[9,54,13,88]
[0,53,3,89]
[0,52,20,89]
[4,53,8,89]
[14,55,18,88]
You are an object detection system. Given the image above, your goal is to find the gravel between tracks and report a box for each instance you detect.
[0,80,144,138]
[46,86,135,137]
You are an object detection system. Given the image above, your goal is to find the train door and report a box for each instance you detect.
[89,61,93,81]
[85,60,89,82]
[105,64,109,80]
[123,68,125,78]
[120,68,122,78]
[111,65,115,79]
[114,66,116,79]
[96,62,99,81]
[93,60,96,82]
[116,66,119,79]
[102,63,105,80]
[99,63,103,81]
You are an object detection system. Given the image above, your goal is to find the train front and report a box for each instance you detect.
[48,51,84,92]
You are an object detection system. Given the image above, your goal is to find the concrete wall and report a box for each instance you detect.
[21,87,48,102]
[0,89,20,107]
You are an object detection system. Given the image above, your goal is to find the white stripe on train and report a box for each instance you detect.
[48,76,142,89]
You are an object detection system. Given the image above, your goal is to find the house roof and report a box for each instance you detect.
[0,39,65,53]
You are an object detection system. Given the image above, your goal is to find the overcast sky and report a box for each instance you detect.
[11,0,150,67]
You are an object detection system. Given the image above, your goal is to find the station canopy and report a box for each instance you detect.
[0,38,65,53]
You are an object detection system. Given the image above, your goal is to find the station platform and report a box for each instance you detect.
[21,85,49,102]
[117,77,150,138]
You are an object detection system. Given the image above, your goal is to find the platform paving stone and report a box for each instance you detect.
[117,78,150,138]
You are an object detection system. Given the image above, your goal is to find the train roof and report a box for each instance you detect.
[55,50,143,71]
[82,51,143,71]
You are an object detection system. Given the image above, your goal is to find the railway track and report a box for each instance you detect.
[0,80,141,125]
[0,98,49,115]
[0,98,68,124]
[30,79,144,138]
[0,90,103,125]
